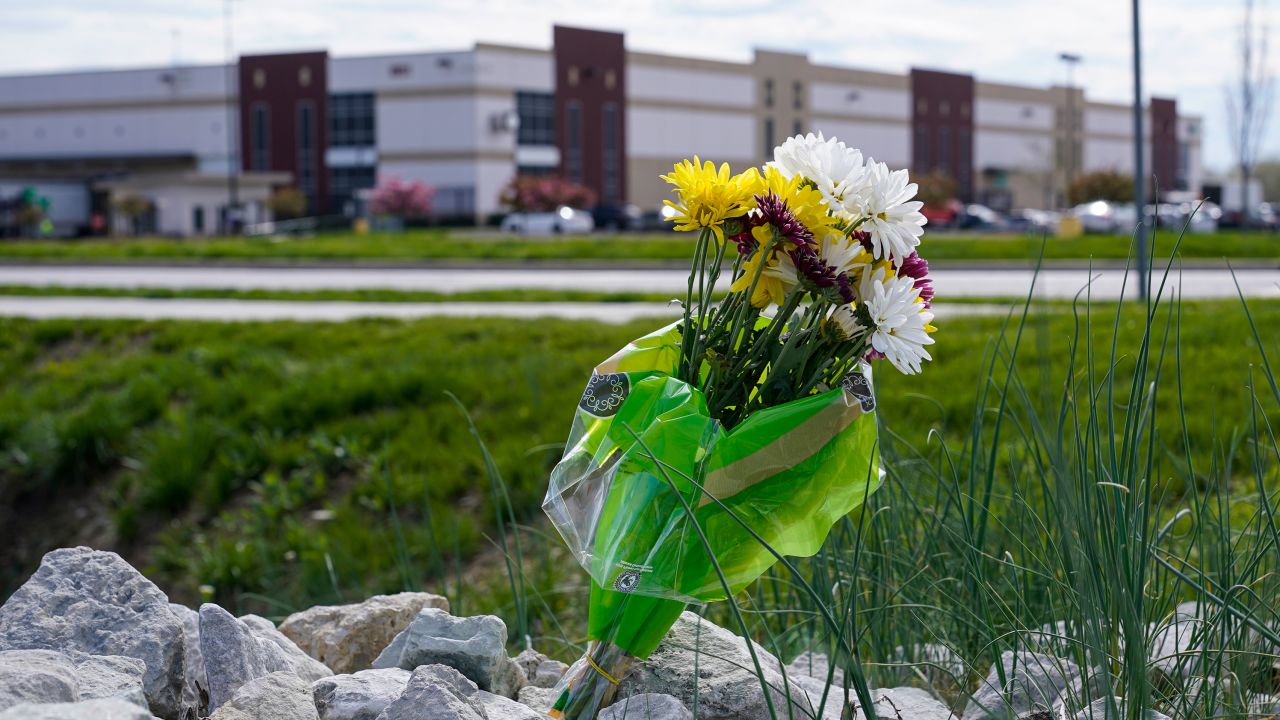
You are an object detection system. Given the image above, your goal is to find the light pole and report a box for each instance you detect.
[1058,52,1082,207]
[223,0,240,234]
[1131,0,1149,300]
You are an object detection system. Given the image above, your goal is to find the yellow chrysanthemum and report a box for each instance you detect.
[728,225,791,308]
[661,157,762,241]
[757,166,836,239]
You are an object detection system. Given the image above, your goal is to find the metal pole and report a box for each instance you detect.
[223,0,240,234]
[1058,53,1082,206]
[1131,0,1149,300]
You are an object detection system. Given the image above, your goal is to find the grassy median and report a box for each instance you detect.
[0,228,1276,263]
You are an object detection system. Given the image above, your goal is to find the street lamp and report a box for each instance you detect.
[223,0,241,234]
[1131,0,1148,300]
[1058,52,1082,206]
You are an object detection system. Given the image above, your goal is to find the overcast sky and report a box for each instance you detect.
[2,0,1276,173]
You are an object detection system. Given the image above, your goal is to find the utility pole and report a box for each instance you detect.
[223,0,240,234]
[1131,0,1149,300]
[1059,53,1082,206]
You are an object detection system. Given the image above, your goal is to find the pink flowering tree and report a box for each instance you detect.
[370,177,436,220]
[500,175,597,212]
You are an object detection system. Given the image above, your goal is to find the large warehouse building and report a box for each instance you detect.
[0,25,1202,236]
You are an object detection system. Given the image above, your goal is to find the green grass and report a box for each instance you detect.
[2,286,1279,716]
[0,285,693,304]
[0,228,1276,263]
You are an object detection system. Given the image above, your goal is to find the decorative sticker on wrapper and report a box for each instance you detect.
[611,561,652,593]
[579,373,630,418]
[841,371,875,413]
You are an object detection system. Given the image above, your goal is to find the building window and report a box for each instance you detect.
[763,117,774,158]
[297,101,316,208]
[434,186,476,215]
[939,100,950,117]
[958,128,972,191]
[192,206,205,234]
[516,91,555,146]
[328,165,376,216]
[792,119,803,137]
[565,101,583,183]
[328,92,375,147]
[938,126,951,173]
[914,126,929,173]
[792,81,803,110]
[916,98,928,115]
[764,79,774,108]
[250,103,270,171]
[602,102,621,204]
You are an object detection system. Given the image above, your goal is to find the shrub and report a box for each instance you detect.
[371,177,435,219]
[500,175,597,213]
[267,187,308,220]
[1068,169,1134,205]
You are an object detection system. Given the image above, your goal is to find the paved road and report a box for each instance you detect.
[0,297,1014,323]
[0,264,1276,299]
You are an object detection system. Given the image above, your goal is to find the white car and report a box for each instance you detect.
[500,206,595,235]
[1073,201,1122,234]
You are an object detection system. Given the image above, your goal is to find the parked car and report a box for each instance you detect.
[637,204,678,232]
[957,203,1009,231]
[1007,209,1061,235]
[591,203,642,231]
[1259,202,1279,230]
[1072,201,1123,234]
[500,206,595,235]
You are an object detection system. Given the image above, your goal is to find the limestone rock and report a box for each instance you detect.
[600,693,693,720]
[1071,697,1171,720]
[963,651,1083,719]
[0,697,159,720]
[168,604,207,715]
[280,593,449,675]
[516,685,558,714]
[0,548,187,719]
[512,649,568,689]
[617,611,814,720]
[1149,602,1206,685]
[239,615,333,682]
[473,690,544,720]
[0,650,79,710]
[852,687,955,720]
[199,604,291,711]
[312,668,410,720]
[373,664,483,720]
[785,651,835,682]
[209,671,318,720]
[372,609,522,698]
[70,653,149,709]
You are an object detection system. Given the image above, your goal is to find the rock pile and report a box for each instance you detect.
[2,547,1268,719]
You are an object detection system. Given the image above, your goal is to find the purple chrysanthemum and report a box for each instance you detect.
[755,193,814,247]
[896,250,934,307]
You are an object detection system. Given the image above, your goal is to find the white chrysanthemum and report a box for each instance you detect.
[864,272,934,375]
[817,233,871,277]
[763,253,800,289]
[849,161,927,263]
[770,133,868,218]
[828,303,866,341]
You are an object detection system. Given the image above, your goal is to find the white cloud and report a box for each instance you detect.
[1,0,1276,171]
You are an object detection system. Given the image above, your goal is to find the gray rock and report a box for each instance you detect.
[312,668,411,720]
[209,671,318,720]
[888,643,968,683]
[199,604,291,711]
[512,649,568,689]
[1149,602,1206,685]
[371,609,522,698]
[0,650,79,710]
[962,651,1083,719]
[788,674,848,720]
[785,651,835,682]
[374,664,483,720]
[516,685,558,714]
[617,611,814,720]
[280,593,449,675]
[1071,697,1171,720]
[0,548,187,719]
[0,697,159,720]
[600,693,693,720]
[853,687,955,720]
[240,615,333,682]
[473,690,544,720]
[70,653,148,709]
[168,604,207,715]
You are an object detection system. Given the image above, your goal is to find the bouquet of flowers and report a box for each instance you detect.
[542,133,936,719]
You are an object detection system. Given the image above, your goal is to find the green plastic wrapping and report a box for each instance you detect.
[542,320,881,718]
